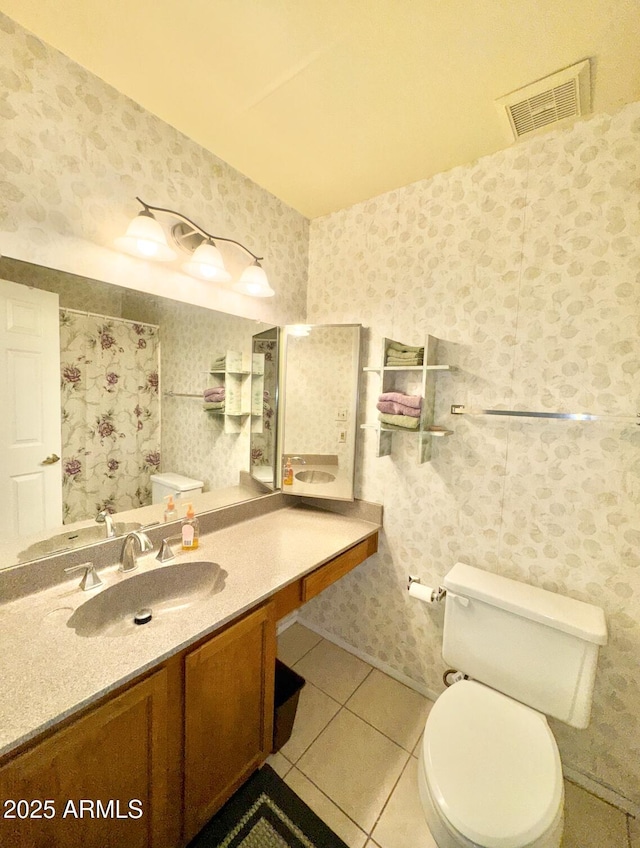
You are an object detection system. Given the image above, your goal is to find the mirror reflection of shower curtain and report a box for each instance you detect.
[59,309,160,523]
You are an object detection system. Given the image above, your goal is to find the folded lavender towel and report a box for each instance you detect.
[378,391,422,409]
[204,387,225,401]
[378,412,420,430]
[376,400,421,418]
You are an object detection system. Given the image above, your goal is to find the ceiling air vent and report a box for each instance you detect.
[495,59,591,141]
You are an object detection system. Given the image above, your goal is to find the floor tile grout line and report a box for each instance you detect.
[280,691,342,765]
[343,665,374,705]
[367,748,414,840]
[292,702,413,840]
[285,668,421,761]
[342,702,421,756]
[279,630,325,667]
[284,753,369,843]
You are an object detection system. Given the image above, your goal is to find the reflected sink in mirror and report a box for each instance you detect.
[17,522,142,563]
[294,469,336,484]
[67,561,227,637]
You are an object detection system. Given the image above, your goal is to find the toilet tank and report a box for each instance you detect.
[150,472,204,504]
[442,563,607,728]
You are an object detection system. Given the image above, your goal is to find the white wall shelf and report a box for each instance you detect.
[205,351,252,433]
[362,336,454,463]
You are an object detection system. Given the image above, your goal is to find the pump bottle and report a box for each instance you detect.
[181,503,200,550]
[164,495,177,523]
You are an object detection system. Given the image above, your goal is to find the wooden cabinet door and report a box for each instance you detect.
[184,603,276,841]
[0,669,168,848]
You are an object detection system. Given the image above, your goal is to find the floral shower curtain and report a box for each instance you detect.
[59,310,160,523]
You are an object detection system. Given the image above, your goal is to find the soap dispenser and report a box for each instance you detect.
[283,457,293,486]
[181,503,200,550]
[164,494,177,523]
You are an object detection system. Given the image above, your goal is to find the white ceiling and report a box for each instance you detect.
[2,0,639,218]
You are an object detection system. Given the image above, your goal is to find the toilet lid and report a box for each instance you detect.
[422,680,563,848]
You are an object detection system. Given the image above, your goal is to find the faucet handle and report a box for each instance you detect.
[156,536,179,563]
[65,561,103,591]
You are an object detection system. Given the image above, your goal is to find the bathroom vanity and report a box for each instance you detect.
[0,502,379,848]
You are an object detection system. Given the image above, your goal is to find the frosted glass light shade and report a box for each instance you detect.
[233,262,275,298]
[183,240,231,282]
[115,212,177,262]
[288,324,311,337]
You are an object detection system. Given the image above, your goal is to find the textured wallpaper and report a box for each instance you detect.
[0,13,308,327]
[302,102,640,808]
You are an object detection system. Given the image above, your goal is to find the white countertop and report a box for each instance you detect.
[0,504,379,759]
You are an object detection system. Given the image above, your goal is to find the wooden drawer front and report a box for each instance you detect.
[273,580,303,620]
[301,533,378,602]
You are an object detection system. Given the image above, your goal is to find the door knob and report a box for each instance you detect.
[41,453,60,465]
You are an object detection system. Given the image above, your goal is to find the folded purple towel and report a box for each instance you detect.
[376,401,421,418]
[204,387,225,400]
[378,391,422,409]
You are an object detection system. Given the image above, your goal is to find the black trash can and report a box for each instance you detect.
[273,659,306,752]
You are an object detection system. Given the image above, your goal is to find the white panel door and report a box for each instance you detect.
[0,279,62,537]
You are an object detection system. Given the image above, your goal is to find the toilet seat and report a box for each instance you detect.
[421,680,563,848]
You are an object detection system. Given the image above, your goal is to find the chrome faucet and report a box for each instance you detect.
[120,531,153,572]
[96,509,116,538]
[289,456,307,464]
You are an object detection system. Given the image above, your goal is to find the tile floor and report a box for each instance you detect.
[269,622,638,848]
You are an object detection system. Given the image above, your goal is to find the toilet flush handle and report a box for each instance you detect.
[451,593,470,607]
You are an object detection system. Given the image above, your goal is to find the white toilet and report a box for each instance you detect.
[418,563,608,848]
[150,472,204,504]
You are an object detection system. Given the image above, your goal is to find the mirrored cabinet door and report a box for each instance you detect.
[279,324,361,501]
[249,327,280,491]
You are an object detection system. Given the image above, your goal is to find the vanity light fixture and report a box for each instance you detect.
[288,324,312,337]
[116,197,274,297]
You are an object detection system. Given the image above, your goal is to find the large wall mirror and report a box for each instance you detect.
[280,324,361,501]
[0,257,276,569]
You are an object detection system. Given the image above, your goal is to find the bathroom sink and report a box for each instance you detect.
[295,469,336,484]
[66,561,227,637]
[17,522,142,562]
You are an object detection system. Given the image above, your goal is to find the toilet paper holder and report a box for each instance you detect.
[407,575,446,604]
